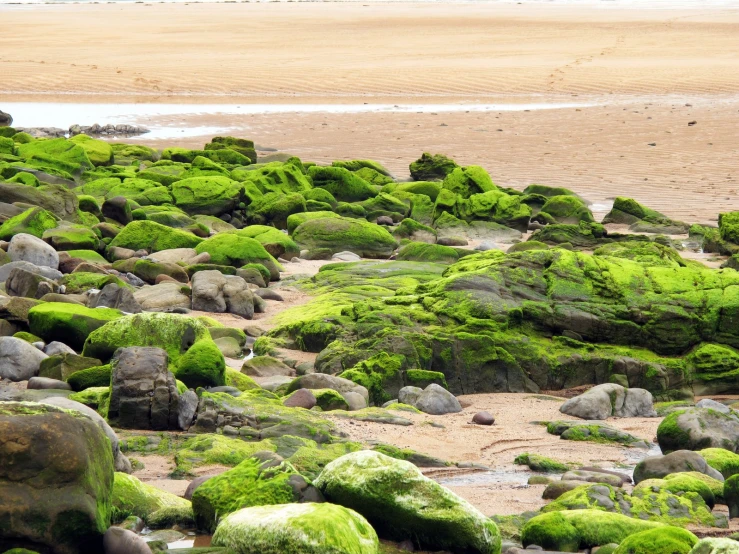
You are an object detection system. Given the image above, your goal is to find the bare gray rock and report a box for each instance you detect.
[0,336,48,381]
[89,282,142,313]
[103,527,153,554]
[414,383,462,415]
[559,383,656,420]
[191,270,255,319]
[634,450,724,484]
[8,233,59,269]
[0,260,63,283]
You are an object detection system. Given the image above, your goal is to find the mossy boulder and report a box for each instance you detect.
[537,195,594,224]
[513,452,572,473]
[0,401,114,554]
[60,272,130,294]
[205,136,258,164]
[688,538,739,554]
[657,408,739,454]
[69,134,113,166]
[603,197,688,233]
[308,166,377,202]
[16,137,93,174]
[286,210,342,235]
[111,472,193,527]
[42,224,100,251]
[170,176,244,216]
[315,451,501,554]
[28,302,123,350]
[314,388,350,411]
[211,502,379,554]
[82,312,226,388]
[235,226,300,260]
[247,192,307,229]
[292,217,398,259]
[612,527,697,554]
[192,458,301,532]
[396,241,459,264]
[66,364,112,392]
[521,509,665,552]
[0,207,58,241]
[108,220,203,252]
[409,152,459,181]
[699,448,739,479]
[195,233,281,280]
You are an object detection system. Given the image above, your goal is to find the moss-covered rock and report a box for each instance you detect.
[603,197,689,233]
[192,458,300,532]
[292,217,398,259]
[195,233,281,280]
[69,134,113,166]
[688,538,739,554]
[699,448,739,479]
[658,408,739,454]
[396,242,459,264]
[108,220,203,252]
[0,206,58,241]
[111,472,193,527]
[16,137,93,175]
[612,526,697,554]
[28,302,123,351]
[308,166,377,203]
[537,195,594,224]
[212,502,379,554]
[409,152,459,181]
[247,192,307,229]
[521,509,665,552]
[315,451,501,554]
[66,364,112,392]
[513,452,573,473]
[236,226,300,259]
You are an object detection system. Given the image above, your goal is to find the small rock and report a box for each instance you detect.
[27,376,71,390]
[332,251,362,262]
[472,411,495,425]
[283,388,317,409]
[376,216,394,226]
[7,233,59,269]
[103,527,153,554]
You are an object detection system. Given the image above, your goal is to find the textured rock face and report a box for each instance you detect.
[107,346,184,430]
[559,384,657,420]
[658,408,739,454]
[191,270,255,319]
[212,503,380,554]
[398,383,461,415]
[6,267,60,298]
[0,336,48,381]
[0,401,114,554]
[634,450,725,484]
[7,233,59,269]
[88,282,142,313]
[315,451,501,554]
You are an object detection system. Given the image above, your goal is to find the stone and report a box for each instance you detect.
[0,110,12,126]
[88,282,142,313]
[0,336,48,381]
[38,353,102,381]
[342,391,368,411]
[7,232,59,269]
[695,398,732,414]
[332,251,362,262]
[376,215,394,226]
[315,451,500,553]
[658,408,739,454]
[559,384,657,420]
[103,527,155,554]
[543,479,593,499]
[254,288,283,302]
[472,411,495,425]
[184,476,212,501]
[287,373,370,403]
[0,260,62,283]
[107,246,136,261]
[5,267,60,299]
[44,341,77,356]
[242,355,295,378]
[689,538,739,554]
[27,376,71,390]
[133,282,191,311]
[560,470,624,487]
[413,383,462,415]
[282,388,317,409]
[178,389,199,431]
[634,450,724,484]
[147,248,199,265]
[107,346,183,431]
[212,503,379,554]
[0,401,114,554]
[398,386,423,406]
[102,196,133,224]
[191,270,255,319]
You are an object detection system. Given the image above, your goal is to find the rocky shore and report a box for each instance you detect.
[2,128,739,554]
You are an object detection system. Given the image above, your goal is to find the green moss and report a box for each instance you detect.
[313,388,350,411]
[111,472,193,525]
[225,368,260,391]
[12,331,43,343]
[699,448,739,479]
[396,242,459,264]
[0,206,58,240]
[247,192,307,228]
[69,134,113,166]
[409,152,459,181]
[67,365,112,392]
[405,369,447,389]
[612,527,697,554]
[195,233,281,280]
[308,165,377,202]
[64,249,107,263]
[192,458,298,532]
[340,352,404,405]
[61,272,130,294]
[303,187,337,206]
[17,137,93,174]
[236,226,300,259]
[108,220,203,252]
[513,452,572,473]
[28,302,123,351]
[292,216,398,259]
[538,195,594,224]
[69,386,110,415]
[175,339,226,388]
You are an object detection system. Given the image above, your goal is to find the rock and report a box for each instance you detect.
[0,110,12,126]
[315,451,500,553]
[282,388,317,409]
[634,450,724,484]
[147,248,200,265]
[560,470,624,487]
[0,336,48,381]
[6,267,60,298]
[0,260,62,283]
[102,196,133,225]
[89,282,142,313]
[0,401,114,554]
[342,390,368,411]
[242,355,295,378]
[658,408,739,454]
[608,527,698,554]
[191,270,255,319]
[472,411,495,425]
[178,389,199,431]
[7,232,59,269]
[578,467,632,485]
[27,376,71,390]
[695,398,731,414]
[214,336,242,357]
[212,503,379,554]
[254,288,283,302]
[107,246,136,261]
[103,527,154,554]
[409,152,459,181]
[293,216,399,259]
[111,472,193,528]
[689,538,739,554]
[287,373,369,404]
[398,386,423,406]
[184,476,211,501]
[412,383,462,415]
[332,251,362,262]
[44,341,78,356]
[559,384,657,420]
[38,352,102,381]
[543,479,593,499]
[376,215,394,226]
[28,302,122,351]
[107,347,184,430]
[194,234,281,281]
[547,420,647,447]
[133,282,192,311]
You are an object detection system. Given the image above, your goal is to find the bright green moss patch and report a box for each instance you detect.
[699,448,739,479]
[108,220,203,252]
[111,472,193,526]
[28,302,123,351]
[396,242,459,264]
[612,527,697,554]
[0,206,58,240]
[514,452,573,473]
[61,272,130,294]
[195,233,281,279]
[66,364,112,392]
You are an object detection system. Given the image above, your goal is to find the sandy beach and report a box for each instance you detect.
[2,3,739,224]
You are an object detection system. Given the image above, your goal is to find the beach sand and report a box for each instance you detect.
[1,3,739,223]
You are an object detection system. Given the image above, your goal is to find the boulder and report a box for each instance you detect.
[0,401,114,554]
[242,355,295,378]
[472,411,495,425]
[342,391,368,411]
[103,527,153,554]
[559,383,657,420]
[88,283,142,314]
[315,451,500,553]
[689,538,739,554]
[28,302,123,351]
[7,233,59,269]
[133,282,192,311]
[44,341,76,356]
[398,386,423,406]
[287,373,369,404]
[634,450,724,484]
[191,270,255,319]
[38,353,102,381]
[292,217,398,259]
[0,336,48,381]
[27,376,71,390]
[107,347,184,430]
[111,472,193,528]
[695,398,732,414]
[658,408,739,454]
[609,527,697,554]
[413,383,462,415]
[212,503,379,554]
[282,388,317,409]
[5,267,60,299]
[184,476,211,501]
[0,110,12,126]
[0,260,62,283]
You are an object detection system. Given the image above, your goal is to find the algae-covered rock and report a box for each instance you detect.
[699,448,739,479]
[108,220,203,252]
[195,233,281,280]
[537,195,594,225]
[689,538,739,554]
[0,401,114,554]
[28,302,123,350]
[0,207,58,241]
[612,527,697,554]
[192,458,301,532]
[170,176,244,216]
[513,452,573,473]
[409,152,459,181]
[634,450,724,484]
[657,408,739,454]
[292,217,398,259]
[112,472,193,527]
[315,451,501,554]
[396,241,459,264]
[308,166,377,202]
[604,197,689,233]
[547,420,646,447]
[211,502,379,554]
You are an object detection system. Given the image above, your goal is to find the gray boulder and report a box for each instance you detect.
[133,282,191,311]
[633,450,724,484]
[398,386,423,406]
[689,538,739,554]
[7,233,59,269]
[89,283,142,314]
[696,398,732,414]
[242,355,295,378]
[0,260,63,283]
[147,248,199,265]
[332,251,361,262]
[559,383,657,420]
[288,373,369,403]
[191,270,255,319]
[103,527,153,554]
[283,388,317,409]
[178,389,199,431]
[411,383,462,415]
[27,376,71,390]
[44,341,76,356]
[0,336,48,381]
[560,470,624,487]
[658,407,739,454]
[5,267,60,298]
[107,346,185,431]
[342,391,368,411]
[0,110,12,126]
